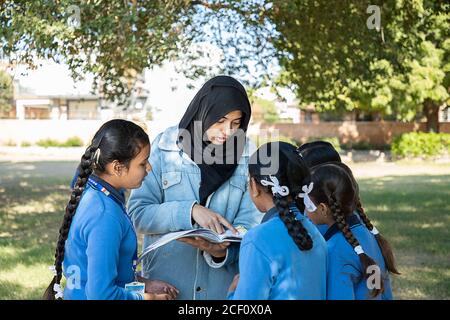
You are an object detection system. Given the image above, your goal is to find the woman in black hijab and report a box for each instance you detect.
[128,76,260,300]
[178,75,251,206]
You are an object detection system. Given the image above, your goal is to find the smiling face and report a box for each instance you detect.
[205,110,243,145]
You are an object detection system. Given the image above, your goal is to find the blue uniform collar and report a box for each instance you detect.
[323,214,361,241]
[88,174,126,206]
[262,203,299,223]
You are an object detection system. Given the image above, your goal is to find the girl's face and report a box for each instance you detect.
[120,143,151,189]
[206,110,243,145]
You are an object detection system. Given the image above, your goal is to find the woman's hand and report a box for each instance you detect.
[191,204,237,235]
[228,274,240,293]
[178,237,230,258]
[136,275,179,299]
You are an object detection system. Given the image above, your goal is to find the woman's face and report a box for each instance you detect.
[206,110,243,145]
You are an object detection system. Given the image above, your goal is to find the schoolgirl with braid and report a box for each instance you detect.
[227,141,327,300]
[307,163,397,300]
[298,140,400,285]
[43,119,178,300]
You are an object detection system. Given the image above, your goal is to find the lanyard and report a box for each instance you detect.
[87,177,139,274]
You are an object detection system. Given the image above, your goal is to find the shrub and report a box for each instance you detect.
[20,141,32,147]
[36,137,84,148]
[36,139,60,148]
[391,132,450,159]
[63,136,84,147]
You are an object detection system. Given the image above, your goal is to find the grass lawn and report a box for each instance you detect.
[0,160,449,299]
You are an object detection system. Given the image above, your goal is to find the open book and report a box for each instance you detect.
[138,228,244,264]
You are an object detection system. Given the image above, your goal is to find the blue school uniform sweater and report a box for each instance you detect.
[63,175,142,300]
[228,204,327,300]
[324,214,393,300]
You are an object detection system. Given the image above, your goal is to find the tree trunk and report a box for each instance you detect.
[423,99,440,133]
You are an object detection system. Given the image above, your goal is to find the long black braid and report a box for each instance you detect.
[43,145,97,300]
[249,141,313,252]
[310,163,384,298]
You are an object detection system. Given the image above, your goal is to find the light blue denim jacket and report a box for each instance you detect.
[127,126,261,300]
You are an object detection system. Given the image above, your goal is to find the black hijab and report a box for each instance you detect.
[178,76,251,206]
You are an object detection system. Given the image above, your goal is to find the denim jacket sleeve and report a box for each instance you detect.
[127,133,196,234]
[210,173,261,268]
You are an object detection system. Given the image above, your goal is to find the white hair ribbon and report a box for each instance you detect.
[354,245,365,255]
[49,265,57,276]
[298,182,317,212]
[53,283,64,299]
[260,175,290,197]
[370,226,380,235]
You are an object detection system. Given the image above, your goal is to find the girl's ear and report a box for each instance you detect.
[250,177,260,197]
[111,160,125,177]
[318,203,329,218]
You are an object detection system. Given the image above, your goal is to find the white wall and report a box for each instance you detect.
[0,120,166,146]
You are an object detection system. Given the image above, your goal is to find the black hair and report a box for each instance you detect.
[297,141,341,168]
[309,163,384,297]
[249,141,313,251]
[301,141,400,277]
[43,119,149,300]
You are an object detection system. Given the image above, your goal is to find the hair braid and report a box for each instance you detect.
[356,199,400,275]
[275,196,313,251]
[330,194,384,298]
[43,145,97,300]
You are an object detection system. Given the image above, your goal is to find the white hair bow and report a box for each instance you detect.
[53,283,64,299]
[260,176,290,197]
[298,182,317,212]
[49,265,57,276]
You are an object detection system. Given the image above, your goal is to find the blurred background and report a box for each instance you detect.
[0,1,449,299]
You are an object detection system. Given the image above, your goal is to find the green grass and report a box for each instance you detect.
[358,174,450,299]
[0,161,449,299]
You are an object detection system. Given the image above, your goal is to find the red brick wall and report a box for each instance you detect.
[260,121,450,146]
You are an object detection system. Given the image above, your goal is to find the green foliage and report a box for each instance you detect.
[267,1,449,128]
[36,139,61,148]
[391,132,450,159]
[36,136,84,148]
[0,0,199,103]
[1,0,448,125]
[0,69,13,113]
[63,136,84,147]
[20,141,31,147]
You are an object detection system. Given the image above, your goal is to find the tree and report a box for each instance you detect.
[0,69,13,114]
[265,0,449,132]
[2,0,448,131]
[0,0,204,103]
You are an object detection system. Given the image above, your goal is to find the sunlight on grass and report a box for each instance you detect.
[9,193,67,215]
[1,161,449,299]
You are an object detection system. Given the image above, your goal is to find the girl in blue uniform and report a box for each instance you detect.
[228,141,327,300]
[297,141,342,235]
[298,141,401,290]
[306,163,399,300]
[43,119,178,300]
